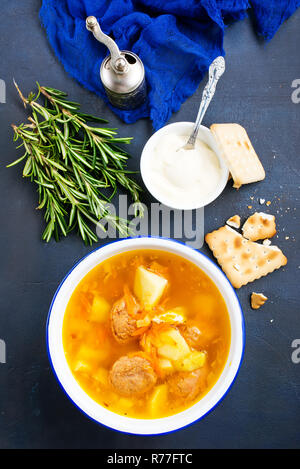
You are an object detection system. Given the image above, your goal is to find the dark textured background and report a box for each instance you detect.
[0,1,299,449]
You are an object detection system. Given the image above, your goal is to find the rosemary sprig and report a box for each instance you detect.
[8,82,144,245]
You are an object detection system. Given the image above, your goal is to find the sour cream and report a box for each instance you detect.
[146,133,222,208]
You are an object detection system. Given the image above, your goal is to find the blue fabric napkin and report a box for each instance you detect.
[40,0,299,130]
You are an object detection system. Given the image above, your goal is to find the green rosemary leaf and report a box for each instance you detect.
[56,212,68,237]
[6,153,28,168]
[42,86,68,97]
[108,137,133,144]
[23,156,33,177]
[76,112,108,124]
[34,179,55,189]
[68,147,94,170]
[46,159,67,172]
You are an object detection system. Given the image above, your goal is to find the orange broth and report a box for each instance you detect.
[63,249,231,418]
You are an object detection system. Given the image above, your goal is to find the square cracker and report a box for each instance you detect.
[210,123,265,189]
[242,212,276,241]
[205,225,287,288]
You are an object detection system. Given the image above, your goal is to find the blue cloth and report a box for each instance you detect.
[40,0,300,130]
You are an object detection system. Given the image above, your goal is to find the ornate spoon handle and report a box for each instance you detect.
[185,56,225,149]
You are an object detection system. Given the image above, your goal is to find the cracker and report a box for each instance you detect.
[205,225,287,288]
[242,212,276,241]
[226,215,241,229]
[210,123,265,189]
[251,292,268,310]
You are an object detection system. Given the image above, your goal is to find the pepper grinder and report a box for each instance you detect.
[86,16,147,110]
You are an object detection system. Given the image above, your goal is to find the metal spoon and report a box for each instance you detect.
[179,56,225,151]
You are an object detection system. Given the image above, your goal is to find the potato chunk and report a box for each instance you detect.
[157,328,190,361]
[134,266,168,309]
[158,358,174,374]
[76,345,108,365]
[174,351,206,372]
[93,367,109,386]
[149,385,168,416]
[90,296,110,322]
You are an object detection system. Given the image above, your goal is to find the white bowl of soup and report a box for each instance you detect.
[47,237,244,435]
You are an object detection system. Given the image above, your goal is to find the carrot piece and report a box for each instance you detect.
[78,292,91,317]
[149,261,168,277]
[131,326,150,337]
[123,285,140,317]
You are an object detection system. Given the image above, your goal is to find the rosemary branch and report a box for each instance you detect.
[8,82,144,245]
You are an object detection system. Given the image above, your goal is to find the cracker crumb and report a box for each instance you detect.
[263,239,271,246]
[259,198,265,205]
[251,292,268,310]
[226,215,241,229]
[248,205,252,209]
[285,236,290,240]
[266,201,271,206]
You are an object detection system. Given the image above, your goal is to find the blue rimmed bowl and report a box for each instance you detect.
[47,237,245,435]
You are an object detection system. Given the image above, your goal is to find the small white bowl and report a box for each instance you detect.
[140,122,229,210]
[47,237,244,435]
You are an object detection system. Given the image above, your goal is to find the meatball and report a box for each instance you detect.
[111,298,137,344]
[168,365,209,401]
[180,324,203,349]
[109,355,157,396]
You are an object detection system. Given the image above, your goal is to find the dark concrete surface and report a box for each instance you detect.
[0,1,299,449]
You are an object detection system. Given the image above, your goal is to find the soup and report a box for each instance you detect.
[63,250,231,419]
